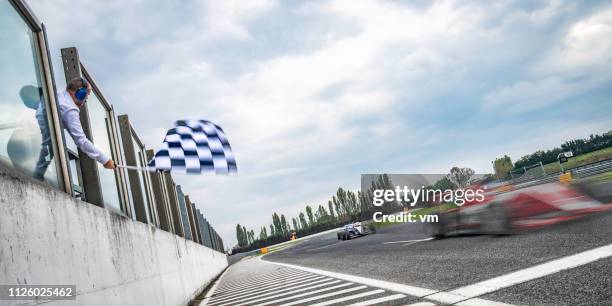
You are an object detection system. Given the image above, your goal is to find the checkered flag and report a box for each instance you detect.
[147,119,237,174]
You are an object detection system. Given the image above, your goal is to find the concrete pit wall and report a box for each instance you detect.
[0,166,228,306]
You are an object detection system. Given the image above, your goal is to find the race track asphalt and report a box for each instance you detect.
[263,210,612,305]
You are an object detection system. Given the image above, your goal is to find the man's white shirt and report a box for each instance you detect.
[57,90,109,164]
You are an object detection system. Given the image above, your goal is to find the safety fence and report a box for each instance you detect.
[512,159,612,189]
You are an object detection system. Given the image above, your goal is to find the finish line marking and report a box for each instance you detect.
[261,242,612,305]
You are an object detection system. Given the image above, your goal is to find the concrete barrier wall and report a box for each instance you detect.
[0,166,228,306]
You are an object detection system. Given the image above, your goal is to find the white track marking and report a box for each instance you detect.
[382,238,433,245]
[215,269,309,292]
[208,275,328,305]
[406,302,436,306]
[282,285,369,306]
[213,270,312,295]
[309,289,385,306]
[346,293,407,306]
[216,269,297,287]
[426,243,612,304]
[209,275,327,304]
[211,273,321,298]
[215,269,306,292]
[216,269,291,289]
[232,278,341,305]
[260,256,437,297]
[235,279,342,305]
[253,282,354,306]
[215,269,313,289]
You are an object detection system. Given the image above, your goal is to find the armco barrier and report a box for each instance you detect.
[573,159,612,178]
[0,165,228,306]
[513,159,612,189]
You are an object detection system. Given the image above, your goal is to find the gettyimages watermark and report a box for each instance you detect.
[361,173,488,223]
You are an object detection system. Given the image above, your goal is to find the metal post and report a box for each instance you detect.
[159,173,176,233]
[191,204,202,244]
[147,150,172,231]
[206,219,216,250]
[118,115,148,223]
[163,173,184,237]
[176,186,192,240]
[61,47,104,207]
[185,196,200,243]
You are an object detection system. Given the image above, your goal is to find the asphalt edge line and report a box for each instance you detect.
[259,255,436,297]
[259,255,515,305]
[439,242,612,303]
[382,238,434,245]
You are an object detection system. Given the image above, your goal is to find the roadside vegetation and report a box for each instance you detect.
[494,131,612,179]
[541,147,612,174]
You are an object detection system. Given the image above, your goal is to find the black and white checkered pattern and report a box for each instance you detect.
[148,120,237,174]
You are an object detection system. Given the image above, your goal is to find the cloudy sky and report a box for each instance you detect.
[28,0,612,246]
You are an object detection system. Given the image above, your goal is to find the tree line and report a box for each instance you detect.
[514,131,611,169]
[233,174,398,253]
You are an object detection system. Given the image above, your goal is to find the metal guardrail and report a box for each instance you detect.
[512,158,612,189]
[572,159,612,177]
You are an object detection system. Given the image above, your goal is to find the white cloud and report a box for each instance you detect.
[201,0,277,40]
[398,48,447,78]
[538,9,612,73]
[484,8,612,113]
[483,76,599,113]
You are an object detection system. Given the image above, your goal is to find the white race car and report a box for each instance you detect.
[337,222,370,240]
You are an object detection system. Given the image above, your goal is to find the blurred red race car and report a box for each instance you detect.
[427,181,612,238]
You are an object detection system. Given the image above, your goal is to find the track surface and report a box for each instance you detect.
[263,211,612,305]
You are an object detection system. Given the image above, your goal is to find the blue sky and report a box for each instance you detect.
[29,0,612,246]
